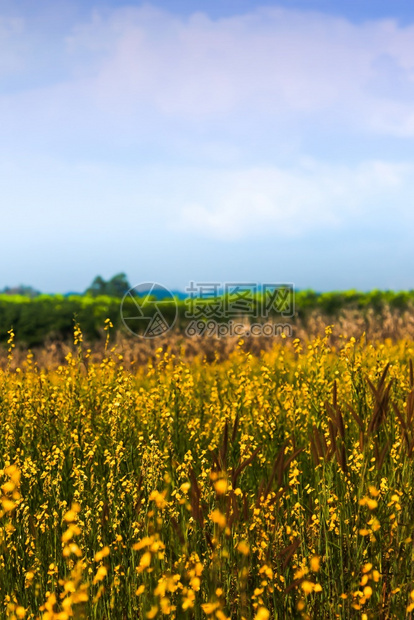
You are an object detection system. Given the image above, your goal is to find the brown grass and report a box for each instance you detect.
[2,304,414,369]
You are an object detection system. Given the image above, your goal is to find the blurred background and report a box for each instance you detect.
[1,0,414,293]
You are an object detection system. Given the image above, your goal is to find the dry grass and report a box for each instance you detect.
[2,305,414,370]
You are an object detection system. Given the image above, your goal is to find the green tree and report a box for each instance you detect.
[85,273,131,298]
[106,273,131,297]
[86,275,106,297]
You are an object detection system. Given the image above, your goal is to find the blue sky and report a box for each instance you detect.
[1,0,414,292]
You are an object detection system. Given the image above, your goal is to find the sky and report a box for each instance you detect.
[1,0,414,293]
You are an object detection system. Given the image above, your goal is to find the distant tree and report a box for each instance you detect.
[85,273,131,298]
[106,273,131,298]
[86,276,106,297]
[1,285,40,298]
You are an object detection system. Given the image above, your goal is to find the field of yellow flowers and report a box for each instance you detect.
[2,326,414,619]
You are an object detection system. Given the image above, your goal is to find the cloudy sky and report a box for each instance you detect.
[1,0,414,292]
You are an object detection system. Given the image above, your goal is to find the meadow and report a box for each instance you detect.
[1,326,414,618]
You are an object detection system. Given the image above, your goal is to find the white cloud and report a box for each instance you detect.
[1,3,414,250]
[2,3,414,143]
[57,5,414,135]
[176,160,414,240]
[1,153,412,243]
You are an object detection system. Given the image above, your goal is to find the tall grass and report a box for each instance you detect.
[1,328,414,618]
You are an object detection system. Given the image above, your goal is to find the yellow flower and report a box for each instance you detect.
[214,479,228,495]
[2,481,15,493]
[209,509,226,528]
[94,546,110,562]
[133,537,153,551]
[201,602,219,615]
[301,580,315,594]
[149,490,168,509]
[63,504,81,523]
[182,588,196,610]
[359,497,378,510]
[254,607,270,620]
[215,612,229,620]
[160,597,171,614]
[194,562,203,576]
[61,529,74,544]
[138,552,152,572]
[4,465,21,485]
[363,586,373,598]
[93,566,107,584]
[2,498,15,512]
[310,555,320,572]
[237,541,250,556]
[190,576,200,591]
[146,605,158,619]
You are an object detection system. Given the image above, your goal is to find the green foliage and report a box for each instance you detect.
[85,273,131,298]
[0,289,414,346]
